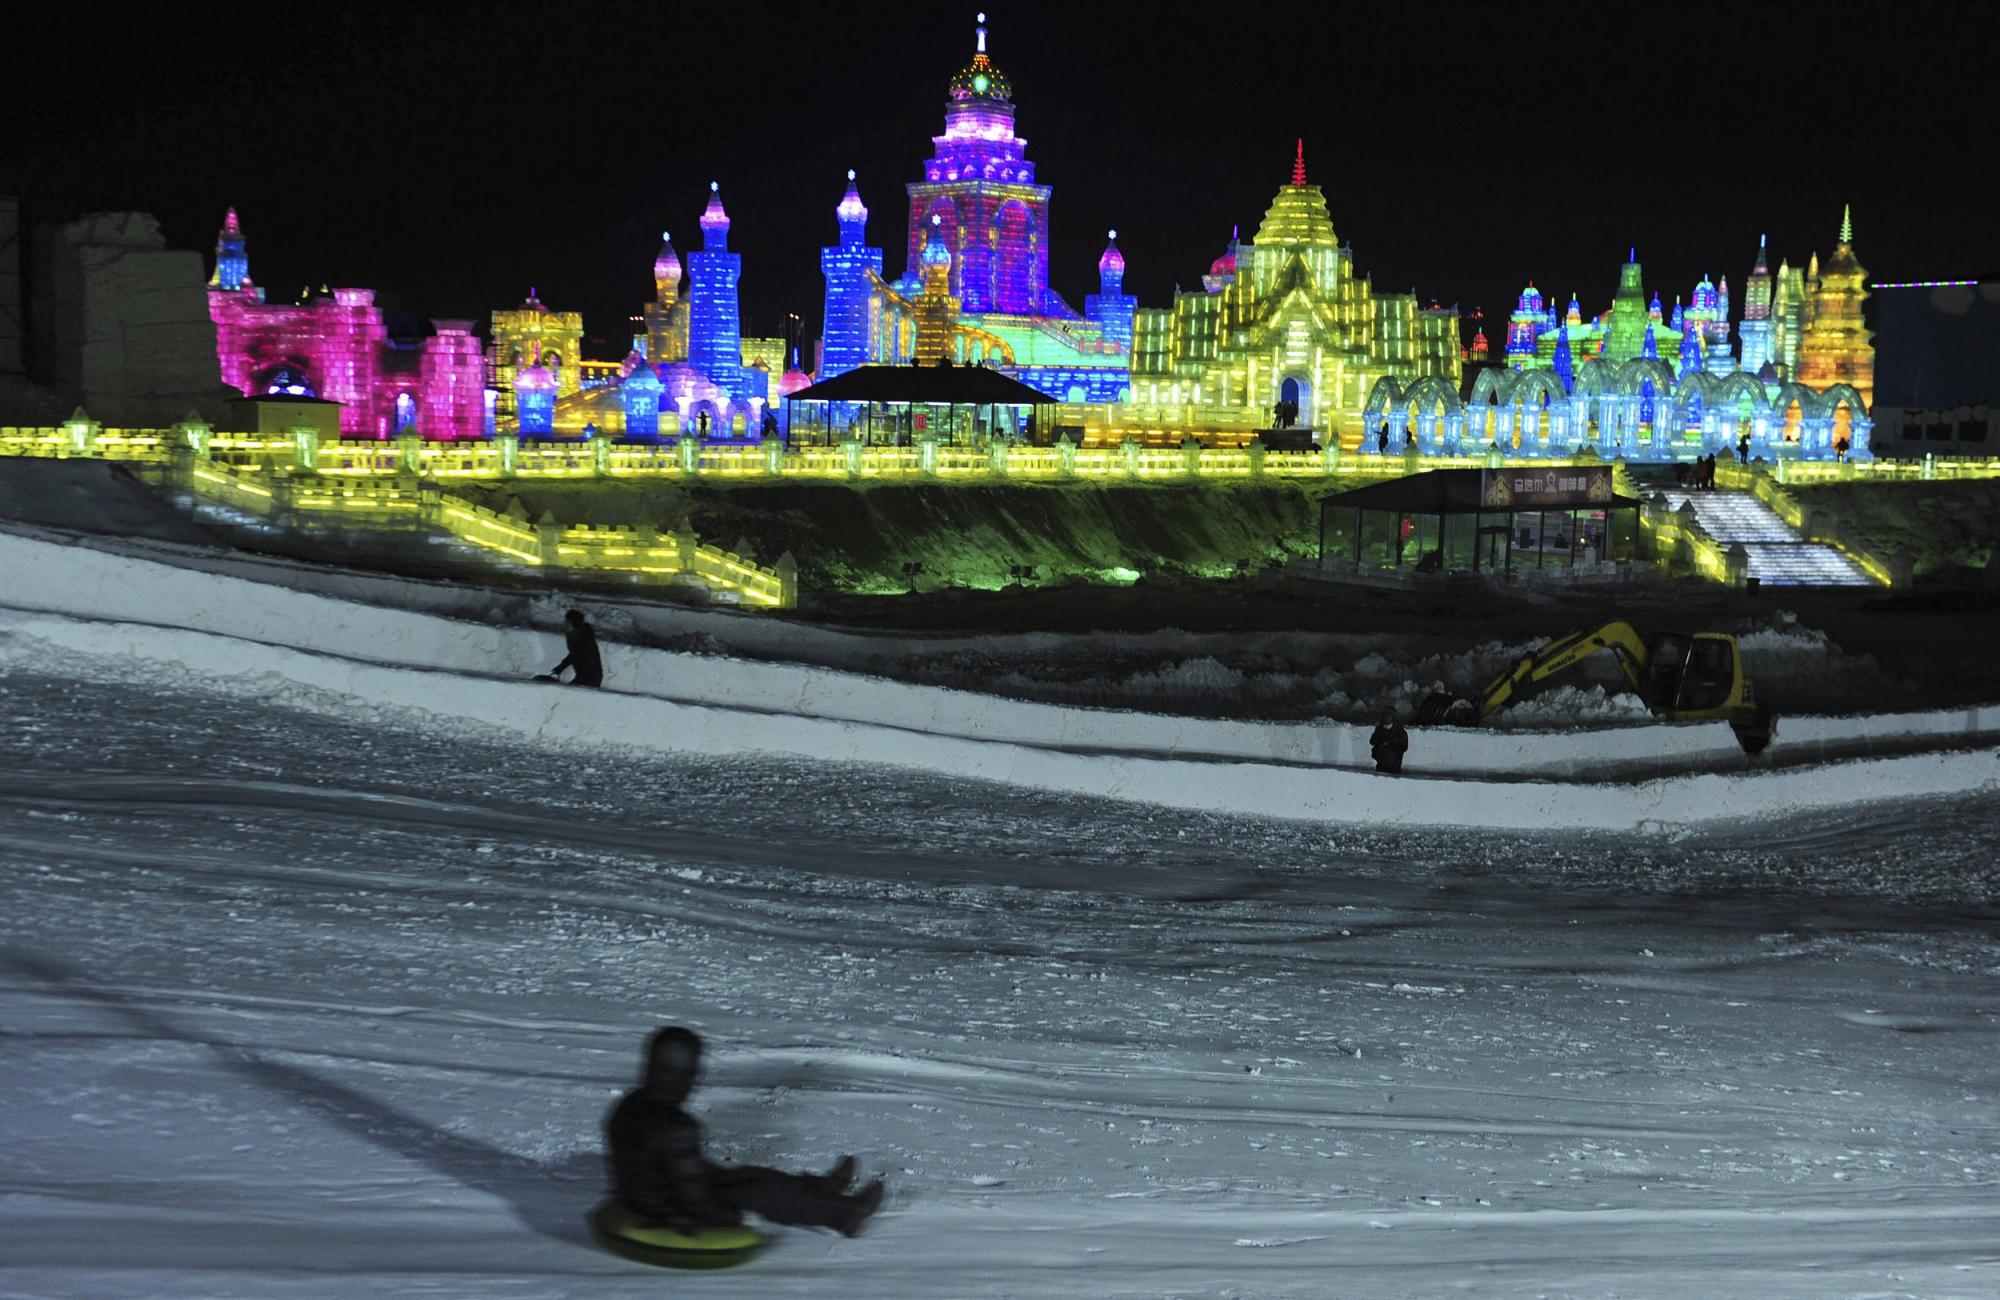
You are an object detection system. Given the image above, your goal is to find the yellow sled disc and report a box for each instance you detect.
[589,1199,766,1270]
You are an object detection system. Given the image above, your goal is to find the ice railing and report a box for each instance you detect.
[141,448,795,608]
[1713,460,1897,585]
[7,417,1628,484]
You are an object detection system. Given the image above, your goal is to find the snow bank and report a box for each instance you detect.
[3,525,1997,813]
[1737,615,1893,715]
[0,526,1763,778]
[5,610,1998,834]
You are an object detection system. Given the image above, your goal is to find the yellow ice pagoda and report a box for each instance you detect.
[1126,141,1460,448]
[1793,204,1875,408]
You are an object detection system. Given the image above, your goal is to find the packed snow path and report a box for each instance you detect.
[2,671,1997,1298]
[1660,490,1871,586]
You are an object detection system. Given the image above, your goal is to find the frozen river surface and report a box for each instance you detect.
[2,670,1997,1298]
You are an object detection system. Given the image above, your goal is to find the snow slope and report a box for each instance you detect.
[3,672,1998,1298]
[3,527,1997,811]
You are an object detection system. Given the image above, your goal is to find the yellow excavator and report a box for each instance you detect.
[1416,620,1772,753]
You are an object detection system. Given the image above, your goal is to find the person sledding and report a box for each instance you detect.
[540,608,603,687]
[597,1027,883,1266]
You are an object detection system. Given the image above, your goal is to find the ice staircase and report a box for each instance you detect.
[1660,490,1873,586]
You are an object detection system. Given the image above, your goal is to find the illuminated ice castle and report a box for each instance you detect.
[1365,213,1875,462]
[1123,141,1462,446]
[549,183,792,439]
[816,14,1135,401]
[205,210,485,439]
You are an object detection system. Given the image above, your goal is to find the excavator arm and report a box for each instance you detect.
[1474,620,1652,719]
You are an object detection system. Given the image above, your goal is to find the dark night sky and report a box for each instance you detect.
[6,1,1990,356]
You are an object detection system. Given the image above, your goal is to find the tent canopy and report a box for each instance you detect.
[786,365,1056,406]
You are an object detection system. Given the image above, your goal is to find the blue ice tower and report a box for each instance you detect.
[686,182,753,397]
[1084,230,1136,353]
[213,208,250,291]
[819,171,884,379]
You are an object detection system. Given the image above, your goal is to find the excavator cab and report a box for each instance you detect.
[1641,631,1751,722]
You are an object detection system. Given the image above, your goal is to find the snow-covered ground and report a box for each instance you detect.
[4,670,1999,1298]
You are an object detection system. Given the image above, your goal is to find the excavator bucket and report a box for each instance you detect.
[1415,690,1478,727]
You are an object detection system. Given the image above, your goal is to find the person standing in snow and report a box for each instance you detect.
[606,1027,884,1237]
[1369,707,1409,775]
[548,608,603,688]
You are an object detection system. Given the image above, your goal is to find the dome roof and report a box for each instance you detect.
[921,218,952,271]
[653,232,681,283]
[836,169,867,225]
[1208,247,1237,278]
[621,358,662,390]
[778,366,813,397]
[699,182,730,233]
[948,14,1011,102]
[1517,282,1543,312]
[1098,230,1124,277]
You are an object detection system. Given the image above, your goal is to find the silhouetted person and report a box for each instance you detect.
[607,1028,883,1237]
[1377,428,1389,455]
[1834,434,1850,462]
[1370,707,1409,775]
[550,608,603,687]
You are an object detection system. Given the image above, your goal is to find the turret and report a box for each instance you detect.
[819,168,885,380]
[914,11,1048,313]
[620,358,663,438]
[211,208,251,292]
[653,231,682,305]
[836,169,868,246]
[699,181,731,252]
[1085,229,1136,352]
[1739,233,1776,376]
[1677,314,1702,376]
[1202,225,1239,292]
[1506,282,1545,368]
[913,214,961,366]
[921,213,953,286]
[1552,321,1575,394]
[514,345,556,435]
[1097,229,1126,296]
[686,181,751,395]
